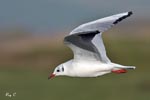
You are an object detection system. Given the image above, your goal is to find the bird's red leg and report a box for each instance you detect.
[112,69,127,74]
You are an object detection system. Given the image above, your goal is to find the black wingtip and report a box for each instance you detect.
[128,11,133,16]
[113,11,133,25]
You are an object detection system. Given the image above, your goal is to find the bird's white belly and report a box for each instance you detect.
[68,61,112,77]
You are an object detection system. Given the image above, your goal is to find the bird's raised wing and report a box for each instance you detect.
[64,12,133,63]
[70,11,132,35]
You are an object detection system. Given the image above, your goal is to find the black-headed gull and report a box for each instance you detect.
[49,11,136,79]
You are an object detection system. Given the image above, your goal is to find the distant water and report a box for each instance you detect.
[0,0,149,34]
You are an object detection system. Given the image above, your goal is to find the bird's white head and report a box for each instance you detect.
[48,64,66,79]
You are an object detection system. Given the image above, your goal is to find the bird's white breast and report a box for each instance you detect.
[66,60,112,77]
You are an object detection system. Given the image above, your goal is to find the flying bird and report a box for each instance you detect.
[48,11,136,79]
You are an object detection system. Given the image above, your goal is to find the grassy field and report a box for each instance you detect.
[0,32,150,100]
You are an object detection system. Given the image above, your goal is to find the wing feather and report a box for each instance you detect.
[64,11,133,63]
[70,11,132,35]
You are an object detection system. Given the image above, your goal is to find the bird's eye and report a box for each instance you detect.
[56,69,60,72]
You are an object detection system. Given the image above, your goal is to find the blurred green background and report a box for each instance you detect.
[0,0,150,100]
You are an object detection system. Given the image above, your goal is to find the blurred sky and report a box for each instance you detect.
[0,0,149,34]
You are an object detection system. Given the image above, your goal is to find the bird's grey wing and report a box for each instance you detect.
[64,31,102,61]
[70,11,132,35]
[91,33,111,63]
[65,11,133,62]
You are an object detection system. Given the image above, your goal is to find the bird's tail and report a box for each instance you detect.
[111,63,136,74]
[112,63,136,70]
[116,65,136,70]
[123,66,136,69]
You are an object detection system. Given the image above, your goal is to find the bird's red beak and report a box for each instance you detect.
[48,73,55,79]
